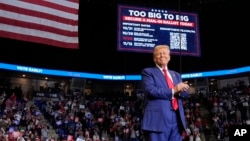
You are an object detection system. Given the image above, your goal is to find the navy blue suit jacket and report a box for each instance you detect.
[141,66,188,132]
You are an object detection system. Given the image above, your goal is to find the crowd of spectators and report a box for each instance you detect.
[0,79,249,141]
[0,88,51,141]
[35,93,144,141]
[34,90,209,141]
[0,87,208,141]
[206,80,250,141]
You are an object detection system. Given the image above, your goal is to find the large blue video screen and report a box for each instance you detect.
[117,5,200,56]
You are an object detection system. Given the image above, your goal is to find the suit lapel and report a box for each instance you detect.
[153,67,168,86]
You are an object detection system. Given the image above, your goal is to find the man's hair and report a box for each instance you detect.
[153,44,170,57]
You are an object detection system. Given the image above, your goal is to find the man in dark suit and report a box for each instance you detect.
[141,44,190,141]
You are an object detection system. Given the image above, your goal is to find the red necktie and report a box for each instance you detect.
[163,68,178,110]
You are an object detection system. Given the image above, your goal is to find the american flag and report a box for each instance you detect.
[0,0,79,49]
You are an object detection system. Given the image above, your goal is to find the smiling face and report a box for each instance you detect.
[153,45,171,68]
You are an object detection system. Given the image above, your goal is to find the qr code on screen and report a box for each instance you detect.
[170,32,187,50]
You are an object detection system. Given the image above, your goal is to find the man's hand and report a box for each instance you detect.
[174,81,189,94]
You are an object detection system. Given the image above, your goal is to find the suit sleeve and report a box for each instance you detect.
[141,68,173,100]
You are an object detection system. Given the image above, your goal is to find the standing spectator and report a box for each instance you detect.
[93,131,100,141]
[41,125,49,141]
